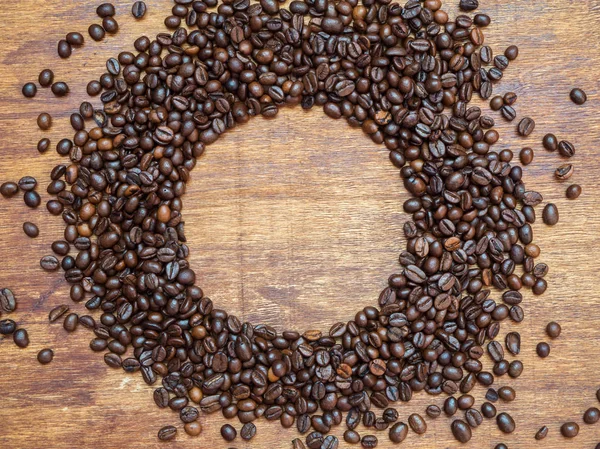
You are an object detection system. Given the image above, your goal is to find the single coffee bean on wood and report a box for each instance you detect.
[37,349,54,364]
[561,422,579,438]
[570,88,587,105]
[22,83,37,98]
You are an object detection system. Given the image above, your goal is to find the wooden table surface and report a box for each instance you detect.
[0,0,599,447]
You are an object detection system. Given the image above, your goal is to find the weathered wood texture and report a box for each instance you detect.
[0,0,600,447]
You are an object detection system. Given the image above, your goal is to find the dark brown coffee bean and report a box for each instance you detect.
[344,430,360,444]
[63,313,79,332]
[13,328,29,348]
[0,288,16,313]
[535,426,548,440]
[570,88,587,105]
[24,191,41,208]
[517,117,535,136]
[584,407,600,424]
[66,32,84,46]
[0,319,16,334]
[459,0,479,11]
[89,24,106,41]
[501,105,516,121]
[566,184,582,199]
[221,424,237,442]
[96,3,115,17]
[39,69,54,87]
[481,402,496,419]
[546,322,561,338]
[408,414,427,434]
[426,405,441,418]
[498,386,516,402]
[37,113,52,130]
[560,422,579,438]
[37,348,54,364]
[504,45,519,60]
[505,332,520,355]
[520,148,534,165]
[37,138,51,153]
[497,413,515,433]
[40,255,59,271]
[1,182,19,198]
[103,17,119,34]
[542,204,559,225]
[543,133,558,151]
[49,305,69,322]
[240,422,256,440]
[388,422,407,443]
[360,435,378,448]
[22,83,37,98]
[558,140,575,158]
[132,1,147,18]
[51,82,69,96]
[57,39,72,58]
[451,419,472,443]
[157,425,177,441]
[536,342,550,358]
[23,222,39,238]
[555,164,574,180]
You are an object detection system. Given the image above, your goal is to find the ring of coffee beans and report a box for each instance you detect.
[39,0,550,444]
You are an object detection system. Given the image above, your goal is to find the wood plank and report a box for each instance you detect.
[0,0,599,447]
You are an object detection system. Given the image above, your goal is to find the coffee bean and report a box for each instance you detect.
[542,204,559,225]
[408,413,427,434]
[103,17,119,34]
[497,412,515,433]
[22,83,37,98]
[184,421,202,436]
[560,422,579,438]
[546,321,561,338]
[388,422,407,443]
[37,348,54,364]
[555,164,574,180]
[360,435,377,448]
[520,148,534,165]
[517,117,535,136]
[0,319,16,334]
[24,191,41,208]
[37,113,52,130]
[157,425,177,441]
[426,405,441,418]
[132,1,147,18]
[240,422,256,440]
[459,0,479,11]
[498,386,516,402]
[504,92,518,105]
[570,88,587,105]
[505,332,520,355]
[566,184,582,199]
[221,424,236,441]
[51,82,69,96]
[88,24,106,41]
[543,133,558,151]
[1,182,19,198]
[37,138,51,153]
[558,140,575,158]
[495,445,508,449]
[38,69,54,87]
[508,360,524,378]
[490,96,504,111]
[66,32,84,46]
[96,3,115,17]
[536,342,550,358]
[505,45,519,60]
[501,105,516,121]
[63,313,79,332]
[13,328,29,348]
[481,402,497,419]
[535,426,548,440]
[57,39,72,58]
[48,305,69,322]
[23,222,39,238]
[344,430,360,444]
[40,255,59,271]
[451,419,472,442]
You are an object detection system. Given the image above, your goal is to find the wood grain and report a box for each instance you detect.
[1,0,600,448]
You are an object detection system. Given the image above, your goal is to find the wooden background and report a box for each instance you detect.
[0,0,599,447]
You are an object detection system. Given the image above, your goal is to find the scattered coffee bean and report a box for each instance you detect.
[408,414,427,434]
[498,386,516,402]
[542,203,559,225]
[451,419,472,443]
[88,24,105,41]
[184,421,202,436]
[360,435,377,448]
[535,425,548,440]
[459,0,479,11]
[40,255,59,271]
[38,69,54,87]
[240,422,256,441]
[57,39,72,58]
[546,321,561,338]
[63,313,79,332]
[23,191,41,208]
[543,133,558,151]
[536,342,551,358]
[555,164,574,180]
[51,82,69,96]
[37,113,52,130]
[570,88,587,105]
[102,17,119,34]
[13,328,29,348]
[517,117,535,136]
[37,348,54,364]
[505,45,519,60]
[0,319,17,334]
[481,402,497,419]
[221,424,236,442]
[520,147,534,165]
[505,332,521,355]
[497,413,515,434]
[566,184,582,199]
[504,92,518,105]
[558,140,575,158]
[490,96,504,111]
[426,405,441,418]
[132,1,146,19]
[157,425,177,441]
[388,422,407,443]
[584,407,600,424]
[37,138,51,153]
[23,222,39,238]
[22,83,37,98]
[96,3,115,17]
[49,305,69,322]
[0,182,19,198]
[560,422,579,438]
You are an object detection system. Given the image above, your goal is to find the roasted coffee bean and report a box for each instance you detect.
[157,425,177,441]
[490,96,503,111]
[501,105,516,121]
[0,288,16,313]
[344,430,361,444]
[560,422,579,438]
[536,342,550,358]
[13,328,29,348]
[96,3,115,17]
[535,426,548,440]
[51,82,69,96]
[459,0,479,11]
[89,24,106,41]
[481,402,496,419]
[451,419,472,442]
[566,184,582,199]
[221,424,237,442]
[558,140,575,158]
[520,148,534,165]
[497,413,515,434]
[505,332,520,355]
[23,222,39,238]
[584,407,600,424]
[40,255,59,271]
[37,138,51,153]
[546,321,561,338]
[542,204,559,225]
[22,83,37,98]
[508,360,524,378]
[498,386,516,402]
[1,182,19,198]
[426,405,441,418]
[132,1,147,19]
[543,133,558,151]
[388,422,407,443]
[37,348,54,364]
[184,421,202,436]
[66,32,84,46]
[63,313,79,332]
[0,319,17,334]
[517,117,535,136]
[570,88,587,105]
[408,414,427,434]
[360,435,378,448]
[24,191,41,208]
[240,422,256,441]
[57,39,72,58]
[39,69,54,87]
[555,164,574,180]
[103,17,119,34]
[37,113,52,130]
[505,45,519,60]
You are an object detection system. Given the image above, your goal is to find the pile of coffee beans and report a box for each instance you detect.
[1,0,595,446]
